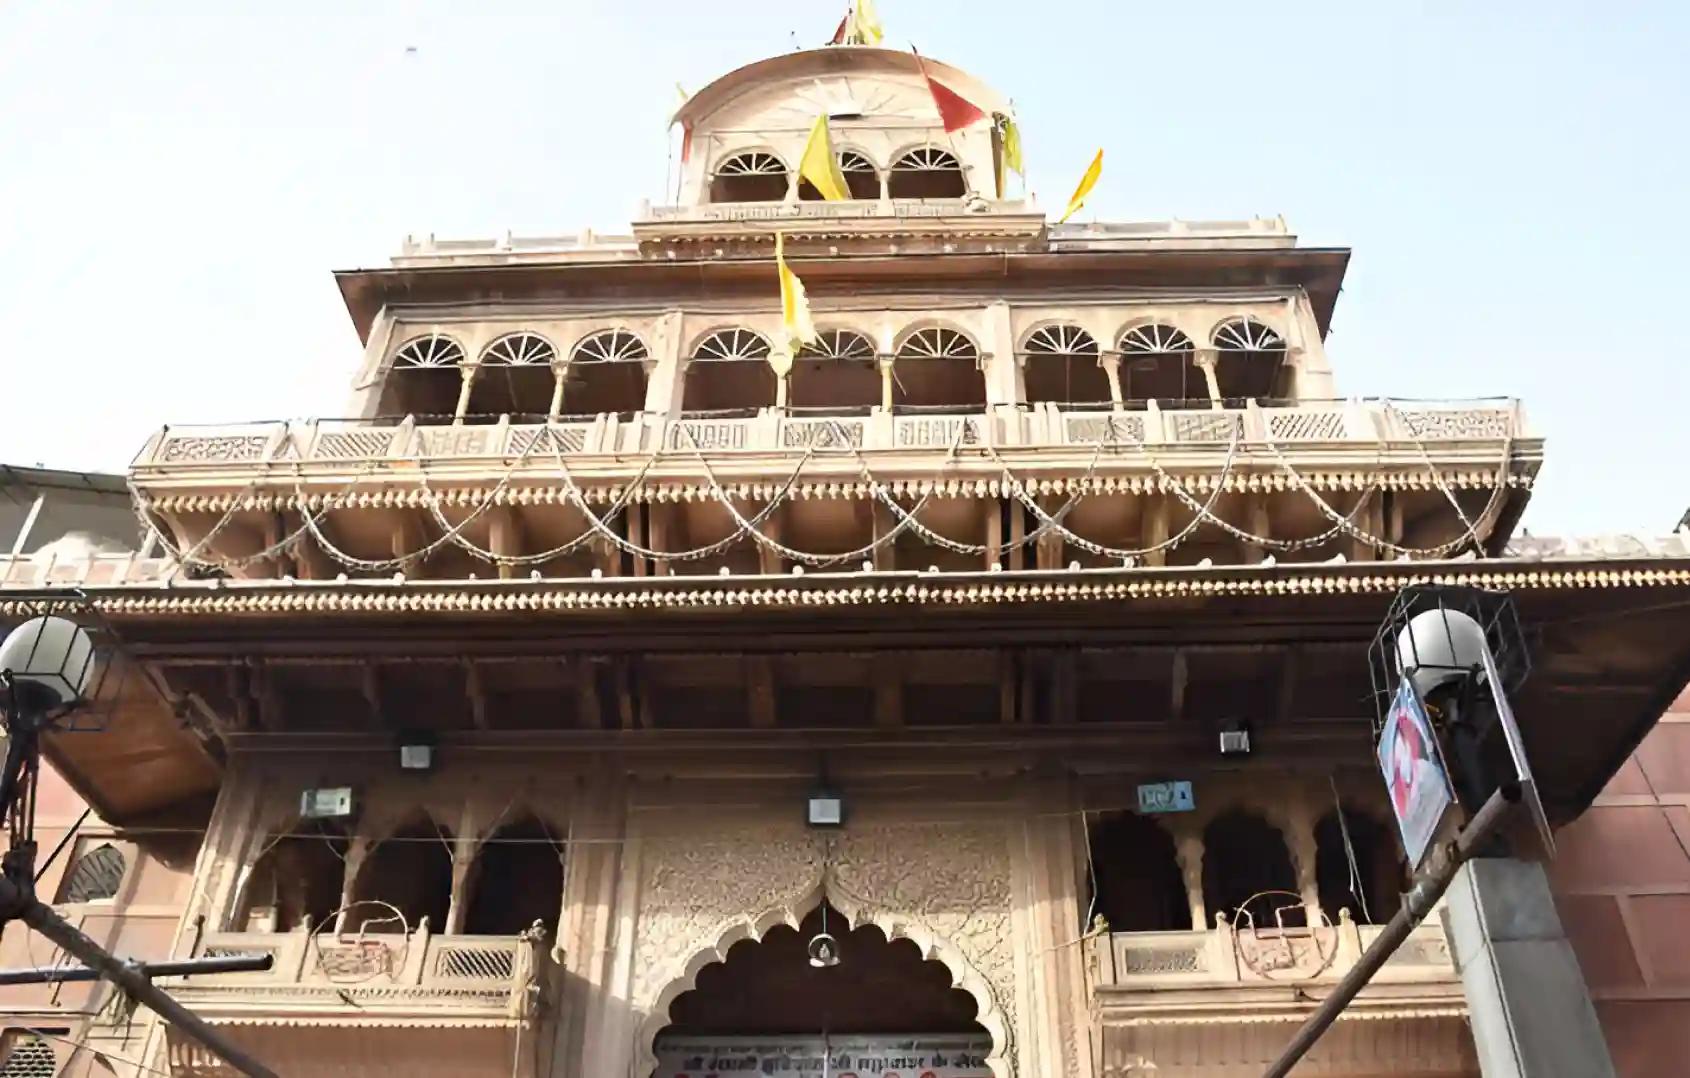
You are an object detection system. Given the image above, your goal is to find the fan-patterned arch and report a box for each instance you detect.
[838,151,876,173]
[1024,324,1099,356]
[572,329,649,365]
[1120,324,1194,354]
[800,329,877,360]
[896,327,979,362]
[392,334,466,368]
[888,147,966,199]
[692,328,773,362]
[892,147,962,172]
[1212,317,1285,352]
[480,332,555,366]
[715,151,786,176]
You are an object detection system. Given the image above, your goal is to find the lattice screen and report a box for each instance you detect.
[0,1035,59,1077]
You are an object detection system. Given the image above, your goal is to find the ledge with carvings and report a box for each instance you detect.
[159,923,552,1027]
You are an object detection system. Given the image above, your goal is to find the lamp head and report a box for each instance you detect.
[0,616,94,717]
[807,931,841,968]
[1394,607,1489,700]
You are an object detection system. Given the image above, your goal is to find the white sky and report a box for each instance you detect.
[1,1,1685,534]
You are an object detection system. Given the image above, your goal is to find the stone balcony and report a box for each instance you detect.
[162,924,551,1025]
[133,398,1528,475]
[1089,919,1475,1075]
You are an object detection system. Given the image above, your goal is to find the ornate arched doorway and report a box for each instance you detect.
[652,903,992,1077]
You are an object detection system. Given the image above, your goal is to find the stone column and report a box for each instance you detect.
[1193,348,1223,408]
[1442,858,1616,1077]
[1017,773,1098,1078]
[452,362,479,425]
[981,301,1019,408]
[644,311,686,416]
[1100,355,1125,410]
[1172,826,1207,930]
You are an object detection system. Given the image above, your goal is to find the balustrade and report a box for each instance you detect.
[134,400,1524,469]
[165,925,549,1021]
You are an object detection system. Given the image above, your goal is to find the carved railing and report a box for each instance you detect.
[133,400,1526,470]
[638,197,1038,224]
[1087,919,1456,992]
[165,926,550,1020]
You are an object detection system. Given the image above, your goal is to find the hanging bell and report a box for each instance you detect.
[807,931,841,968]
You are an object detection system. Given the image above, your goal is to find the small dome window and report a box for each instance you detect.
[889,147,966,199]
[710,151,789,203]
[60,842,126,903]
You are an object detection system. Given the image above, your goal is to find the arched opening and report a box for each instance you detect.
[655,904,989,1074]
[346,817,453,933]
[564,330,651,418]
[237,822,348,933]
[799,150,880,200]
[709,151,789,203]
[464,333,557,423]
[378,334,467,421]
[1212,316,1289,402]
[893,328,985,411]
[1022,324,1109,406]
[1118,324,1205,406]
[463,815,564,937]
[888,147,967,199]
[1202,810,1298,927]
[791,329,880,413]
[1316,808,1404,925]
[1089,812,1188,932]
[682,329,776,416]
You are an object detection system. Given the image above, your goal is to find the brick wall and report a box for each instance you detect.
[1553,686,1690,1078]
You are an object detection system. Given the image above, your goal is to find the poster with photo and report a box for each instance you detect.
[1377,678,1456,869]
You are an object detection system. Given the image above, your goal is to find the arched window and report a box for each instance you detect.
[236,823,348,933]
[347,817,453,934]
[893,327,984,410]
[1089,813,1188,932]
[1315,808,1403,925]
[1211,316,1289,401]
[799,150,880,201]
[1022,324,1108,405]
[464,332,557,422]
[888,147,966,199]
[60,842,126,903]
[463,815,564,936]
[683,329,776,415]
[1118,323,1206,406]
[710,151,789,203]
[792,328,880,412]
[565,330,650,417]
[1202,810,1298,927]
[381,333,468,419]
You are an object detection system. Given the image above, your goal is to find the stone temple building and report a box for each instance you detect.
[1,39,1689,1078]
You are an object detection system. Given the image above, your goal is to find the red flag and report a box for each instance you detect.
[913,47,986,133]
[830,12,849,44]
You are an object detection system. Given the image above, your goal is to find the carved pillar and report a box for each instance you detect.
[1281,794,1321,925]
[1099,355,1124,410]
[981,300,1018,408]
[547,362,567,419]
[1017,773,1097,1078]
[452,363,479,424]
[1193,349,1223,408]
[644,311,686,416]
[569,774,636,1078]
[1172,825,1207,930]
[877,356,895,411]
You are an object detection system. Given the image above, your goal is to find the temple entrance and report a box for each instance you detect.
[653,904,992,1078]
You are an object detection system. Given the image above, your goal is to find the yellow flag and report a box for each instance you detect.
[1058,149,1103,224]
[777,233,818,353]
[852,0,884,45]
[1002,116,1025,176]
[799,114,850,201]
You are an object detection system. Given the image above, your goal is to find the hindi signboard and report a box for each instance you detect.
[1136,780,1195,814]
[655,1034,993,1078]
[1377,678,1457,870]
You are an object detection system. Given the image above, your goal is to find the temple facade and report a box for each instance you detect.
[2,41,1689,1078]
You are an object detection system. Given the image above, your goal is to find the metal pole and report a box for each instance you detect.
[0,953,273,986]
[1262,782,1520,1078]
[6,882,279,1078]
